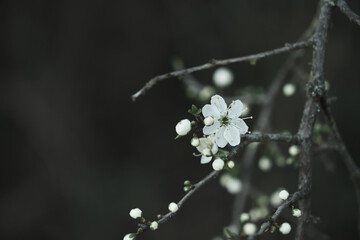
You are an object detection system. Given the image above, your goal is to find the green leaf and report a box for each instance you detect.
[188,104,202,117]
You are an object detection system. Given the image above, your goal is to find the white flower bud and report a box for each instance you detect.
[288,145,300,156]
[240,213,250,222]
[279,190,289,200]
[258,157,272,171]
[168,202,179,213]
[279,222,291,235]
[202,148,211,156]
[243,222,257,236]
[227,160,235,169]
[123,233,135,240]
[199,86,215,101]
[292,208,302,217]
[213,67,234,88]
[204,116,214,126]
[283,83,296,96]
[176,119,191,136]
[225,178,242,194]
[270,190,283,206]
[150,221,159,231]
[212,158,224,171]
[191,137,200,147]
[129,208,142,219]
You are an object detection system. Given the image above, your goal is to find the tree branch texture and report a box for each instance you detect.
[336,0,360,27]
[131,40,312,101]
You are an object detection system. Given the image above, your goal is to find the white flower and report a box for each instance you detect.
[289,145,300,156]
[243,222,257,236]
[283,83,296,96]
[204,116,215,126]
[258,157,272,171]
[279,222,291,235]
[123,233,135,240]
[279,190,289,200]
[213,67,234,88]
[202,95,249,147]
[168,202,179,213]
[175,119,191,136]
[292,208,302,217]
[129,208,142,219]
[191,137,200,147]
[212,158,225,171]
[196,135,218,164]
[227,160,235,169]
[150,221,159,231]
[240,213,250,222]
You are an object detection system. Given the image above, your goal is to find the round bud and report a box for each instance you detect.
[204,116,214,126]
[288,145,300,156]
[227,161,235,169]
[213,67,234,88]
[150,221,158,231]
[175,119,191,136]
[168,202,179,213]
[243,222,257,236]
[191,137,200,147]
[292,208,302,217]
[279,222,291,235]
[279,190,289,200]
[212,158,225,171]
[283,83,296,96]
[240,213,250,223]
[258,157,272,171]
[129,208,142,219]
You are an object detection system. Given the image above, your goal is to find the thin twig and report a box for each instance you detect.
[131,40,312,101]
[336,0,360,27]
[247,191,305,240]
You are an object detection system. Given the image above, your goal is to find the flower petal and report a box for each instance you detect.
[232,118,249,134]
[224,126,241,146]
[200,155,212,164]
[228,100,244,118]
[211,95,227,115]
[202,104,220,119]
[196,138,210,152]
[215,127,227,148]
[203,120,220,135]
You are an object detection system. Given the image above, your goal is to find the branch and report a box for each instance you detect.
[131,40,312,101]
[295,1,333,239]
[247,191,305,240]
[241,133,299,145]
[336,0,360,27]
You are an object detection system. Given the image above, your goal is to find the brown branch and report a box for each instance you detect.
[336,0,360,27]
[131,40,312,101]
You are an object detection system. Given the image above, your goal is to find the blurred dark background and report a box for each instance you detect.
[0,0,360,239]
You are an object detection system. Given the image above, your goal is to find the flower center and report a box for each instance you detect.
[220,116,231,126]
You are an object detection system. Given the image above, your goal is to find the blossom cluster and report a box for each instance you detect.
[175,94,250,171]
